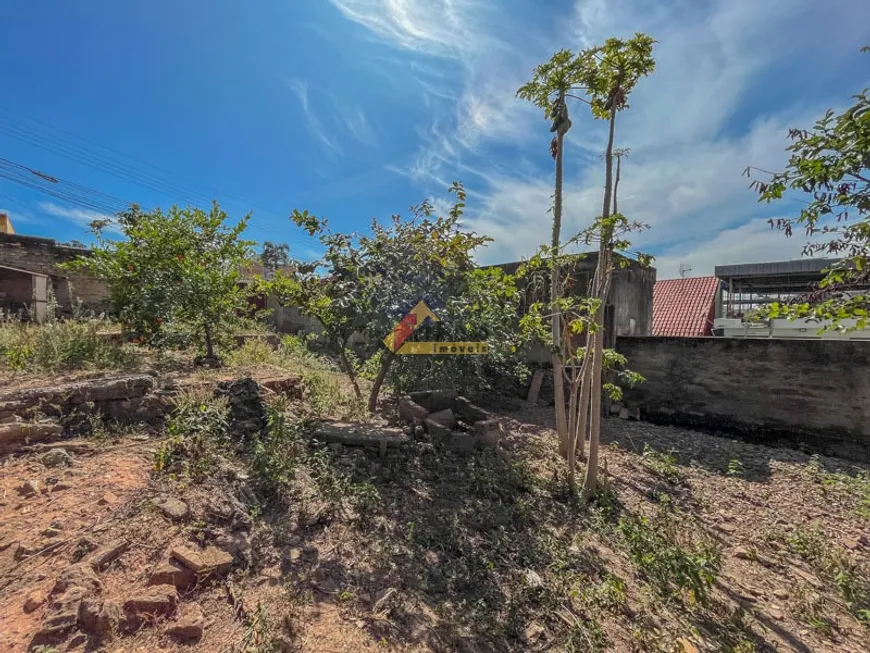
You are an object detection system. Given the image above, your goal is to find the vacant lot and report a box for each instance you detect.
[2,353,868,653]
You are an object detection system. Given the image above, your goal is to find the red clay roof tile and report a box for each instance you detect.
[652,276,720,337]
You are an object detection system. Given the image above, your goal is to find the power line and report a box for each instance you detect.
[0,157,128,215]
[0,117,215,208]
[0,105,311,247]
[0,154,318,257]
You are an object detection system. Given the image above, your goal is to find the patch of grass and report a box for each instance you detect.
[303,445,380,517]
[640,444,683,483]
[786,525,870,627]
[226,338,284,368]
[790,582,836,637]
[301,369,364,420]
[726,458,745,477]
[249,394,306,504]
[581,572,628,614]
[154,388,229,476]
[618,505,721,607]
[805,459,870,521]
[0,316,136,371]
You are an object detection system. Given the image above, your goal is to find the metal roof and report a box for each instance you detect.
[714,258,836,279]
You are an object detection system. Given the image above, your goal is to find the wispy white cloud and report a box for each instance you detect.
[330,0,870,274]
[652,218,823,279]
[330,0,545,183]
[0,206,38,225]
[286,79,344,156]
[39,202,119,234]
[340,106,376,146]
[286,79,378,156]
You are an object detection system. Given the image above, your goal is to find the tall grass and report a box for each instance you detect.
[0,315,136,372]
[226,336,365,419]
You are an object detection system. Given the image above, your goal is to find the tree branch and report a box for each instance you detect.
[565,94,592,105]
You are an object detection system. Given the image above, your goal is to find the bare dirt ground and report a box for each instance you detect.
[1,388,869,652]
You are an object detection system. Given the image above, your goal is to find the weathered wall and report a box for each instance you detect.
[0,268,35,305]
[0,234,108,312]
[611,266,656,337]
[617,336,870,460]
[265,297,324,335]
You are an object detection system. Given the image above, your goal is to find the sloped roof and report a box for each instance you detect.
[652,276,720,337]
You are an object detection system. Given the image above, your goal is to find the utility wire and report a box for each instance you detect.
[0,105,311,247]
[0,157,128,215]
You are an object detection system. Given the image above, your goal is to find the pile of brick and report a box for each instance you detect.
[398,390,502,453]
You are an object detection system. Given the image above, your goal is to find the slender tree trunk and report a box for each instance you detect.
[552,90,568,456]
[584,324,604,498]
[575,345,592,462]
[368,349,396,413]
[204,324,215,359]
[337,342,363,401]
[583,105,618,500]
[567,379,578,492]
[613,154,622,216]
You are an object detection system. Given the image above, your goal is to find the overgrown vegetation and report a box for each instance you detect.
[617,505,721,607]
[0,313,135,372]
[66,202,255,360]
[265,183,528,411]
[640,444,683,484]
[154,388,230,476]
[785,525,870,626]
[803,455,870,521]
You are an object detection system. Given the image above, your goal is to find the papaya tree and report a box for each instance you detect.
[518,35,655,495]
[517,49,594,455]
[575,33,656,499]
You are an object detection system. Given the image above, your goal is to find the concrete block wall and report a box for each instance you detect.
[616,336,870,460]
[0,234,108,311]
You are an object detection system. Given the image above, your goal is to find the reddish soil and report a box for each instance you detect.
[1,396,868,652]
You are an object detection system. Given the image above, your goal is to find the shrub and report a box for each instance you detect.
[249,395,305,502]
[618,507,721,607]
[155,389,229,476]
[787,525,870,626]
[640,445,682,483]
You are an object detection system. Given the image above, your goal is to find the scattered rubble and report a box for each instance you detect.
[166,602,205,640]
[41,447,72,468]
[170,545,234,575]
[152,496,190,521]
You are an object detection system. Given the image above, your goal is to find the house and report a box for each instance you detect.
[0,212,15,234]
[652,276,721,337]
[0,224,109,320]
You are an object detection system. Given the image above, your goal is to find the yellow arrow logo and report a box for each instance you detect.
[383,300,488,356]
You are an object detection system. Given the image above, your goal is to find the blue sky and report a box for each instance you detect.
[0,0,868,278]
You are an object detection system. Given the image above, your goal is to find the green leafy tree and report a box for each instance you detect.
[265,221,372,401]
[747,47,870,330]
[66,202,255,361]
[576,33,655,499]
[268,184,506,411]
[386,265,527,396]
[519,34,655,495]
[518,49,591,453]
[260,241,290,272]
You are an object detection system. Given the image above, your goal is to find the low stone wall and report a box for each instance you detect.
[0,374,304,453]
[616,336,870,461]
